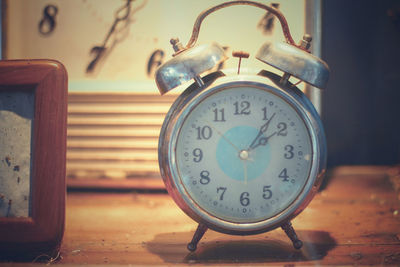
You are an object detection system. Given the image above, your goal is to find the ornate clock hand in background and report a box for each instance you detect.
[86,0,132,73]
[257,3,280,35]
[86,0,147,74]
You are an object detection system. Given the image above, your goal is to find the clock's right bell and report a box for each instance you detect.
[256,39,330,89]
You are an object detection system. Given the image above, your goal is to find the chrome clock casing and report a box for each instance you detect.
[155,42,227,95]
[158,72,326,235]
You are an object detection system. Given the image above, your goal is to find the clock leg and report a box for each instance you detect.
[187,223,208,252]
[281,221,303,249]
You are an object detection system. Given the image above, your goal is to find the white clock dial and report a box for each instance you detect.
[175,85,312,223]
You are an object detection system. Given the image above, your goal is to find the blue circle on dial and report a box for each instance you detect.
[216,126,271,181]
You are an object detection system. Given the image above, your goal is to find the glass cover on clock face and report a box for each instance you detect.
[175,85,312,223]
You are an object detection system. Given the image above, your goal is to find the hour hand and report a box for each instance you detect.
[248,112,276,150]
[251,132,276,150]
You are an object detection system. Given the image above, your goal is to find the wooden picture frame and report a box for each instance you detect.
[0,60,68,259]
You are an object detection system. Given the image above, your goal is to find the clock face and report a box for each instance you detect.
[174,84,313,224]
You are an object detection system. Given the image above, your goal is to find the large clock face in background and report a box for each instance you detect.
[2,0,311,187]
[3,0,305,89]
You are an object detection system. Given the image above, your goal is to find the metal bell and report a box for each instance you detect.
[155,42,227,95]
[256,41,330,89]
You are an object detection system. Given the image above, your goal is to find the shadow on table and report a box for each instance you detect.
[147,230,336,264]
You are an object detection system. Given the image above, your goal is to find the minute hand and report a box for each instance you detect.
[248,112,276,150]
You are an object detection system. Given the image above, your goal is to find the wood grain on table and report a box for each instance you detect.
[2,166,400,265]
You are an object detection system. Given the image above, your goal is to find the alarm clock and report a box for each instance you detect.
[156,1,329,252]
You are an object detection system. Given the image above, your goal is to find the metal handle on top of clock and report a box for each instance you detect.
[156,1,330,94]
[178,0,300,53]
[172,0,330,90]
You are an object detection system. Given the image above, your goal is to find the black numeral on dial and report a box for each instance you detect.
[196,126,212,140]
[284,145,294,159]
[277,122,288,136]
[217,187,227,200]
[234,101,251,115]
[278,168,289,182]
[200,170,211,185]
[240,192,250,206]
[263,185,273,199]
[262,106,269,120]
[192,148,203,162]
[213,108,226,122]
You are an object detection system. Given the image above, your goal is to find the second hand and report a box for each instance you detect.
[243,160,248,185]
[204,121,241,152]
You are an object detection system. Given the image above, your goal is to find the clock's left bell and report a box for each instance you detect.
[155,39,227,95]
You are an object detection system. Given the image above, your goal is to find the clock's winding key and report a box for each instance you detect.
[232,50,250,74]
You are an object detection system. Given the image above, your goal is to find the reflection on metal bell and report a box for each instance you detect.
[155,42,227,95]
[256,41,330,89]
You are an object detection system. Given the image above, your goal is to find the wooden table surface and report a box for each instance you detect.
[2,166,400,266]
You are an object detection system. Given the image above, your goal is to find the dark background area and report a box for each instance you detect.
[321,0,400,167]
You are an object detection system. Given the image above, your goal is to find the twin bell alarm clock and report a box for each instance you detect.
[155,0,329,252]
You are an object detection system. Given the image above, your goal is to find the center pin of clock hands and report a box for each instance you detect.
[248,112,276,151]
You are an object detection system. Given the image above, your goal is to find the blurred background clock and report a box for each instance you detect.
[2,0,322,189]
